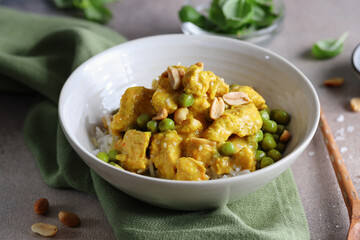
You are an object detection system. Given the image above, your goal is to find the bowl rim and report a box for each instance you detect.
[351,43,360,76]
[180,0,285,40]
[59,34,320,186]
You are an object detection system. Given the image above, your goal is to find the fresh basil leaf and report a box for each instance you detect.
[53,0,117,23]
[209,0,229,30]
[179,5,216,31]
[312,32,349,59]
[222,0,253,29]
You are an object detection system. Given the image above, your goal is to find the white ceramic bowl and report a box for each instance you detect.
[352,43,360,79]
[59,34,320,210]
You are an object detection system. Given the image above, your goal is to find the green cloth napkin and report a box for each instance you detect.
[0,7,310,240]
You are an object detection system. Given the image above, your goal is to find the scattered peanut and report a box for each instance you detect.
[58,211,80,227]
[222,91,250,106]
[34,198,49,215]
[31,223,57,237]
[350,97,360,112]
[324,77,344,87]
[209,97,225,120]
[152,108,168,120]
[178,68,185,78]
[280,129,291,142]
[174,108,189,125]
[167,67,181,90]
[195,62,204,68]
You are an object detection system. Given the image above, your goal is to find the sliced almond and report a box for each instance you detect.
[174,108,189,125]
[350,97,360,112]
[31,223,58,237]
[324,77,344,87]
[210,97,225,120]
[167,67,181,90]
[280,129,291,142]
[152,108,168,120]
[222,91,250,106]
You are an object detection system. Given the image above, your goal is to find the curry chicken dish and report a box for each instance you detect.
[93,62,291,181]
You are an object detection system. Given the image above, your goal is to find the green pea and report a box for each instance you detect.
[254,130,264,142]
[274,110,290,125]
[260,110,270,121]
[262,119,277,133]
[178,93,194,107]
[96,152,109,163]
[261,157,275,168]
[255,150,266,161]
[159,118,175,132]
[267,149,282,161]
[136,114,151,129]
[221,142,236,156]
[275,142,286,153]
[229,84,241,91]
[147,120,158,133]
[264,107,270,115]
[276,124,286,135]
[109,162,122,168]
[261,135,276,151]
[108,149,119,160]
[270,109,279,120]
[272,134,280,143]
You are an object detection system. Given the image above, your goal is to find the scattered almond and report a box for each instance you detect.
[324,77,344,87]
[280,129,291,142]
[350,98,360,112]
[31,223,57,237]
[58,211,80,227]
[174,108,189,125]
[209,97,225,120]
[222,91,250,106]
[34,198,49,215]
[152,108,168,120]
[167,67,181,90]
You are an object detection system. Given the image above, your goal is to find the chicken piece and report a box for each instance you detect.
[110,87,155,135]
[202,103,262,142]
[115,130,151,173]
[232,147,256,171]
[207,76,229,99]
[227,134,258,153]
[230,85,267,110]
[211,156,232,175]
[176,116,203,137]
[175,157,209,181]
[182,64,216,97]
[150,131,182,179]
[183,137,218,166]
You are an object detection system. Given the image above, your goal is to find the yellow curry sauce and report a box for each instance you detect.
[107,62,269,181]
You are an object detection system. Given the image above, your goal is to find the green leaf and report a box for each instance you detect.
[312,32,349,59]
[52,0,117,23]
[179,6,216,30]
[222,0,253,29]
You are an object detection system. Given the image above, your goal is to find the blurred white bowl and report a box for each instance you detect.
[352,43,360,79]
[59,34,319,210]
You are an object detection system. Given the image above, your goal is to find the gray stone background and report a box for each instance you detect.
[0,0,359,239]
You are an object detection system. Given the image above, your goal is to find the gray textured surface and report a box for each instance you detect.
[1,0,360,239]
